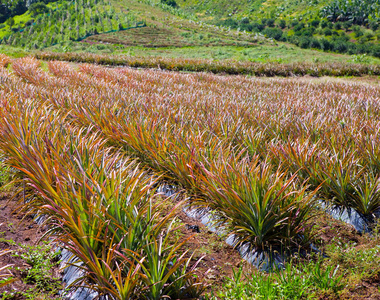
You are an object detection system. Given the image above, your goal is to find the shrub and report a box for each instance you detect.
[339,31,349,39]
[266,18,275,27]
[240,17,250,24]
[252,22,265,32]
[299,37,312,48]
[354,28,364,38]
[240,23,254,32]
[263,27,283,40]
[323,28,332,36]
[29,2,48,17]
[334,22,342,30]
[320,38,332,51]
[310,38,321,49]
[25,19,34,26]
[161,0,178,8]
[343,21,352,30]
[294,23,305,31]
[371,45,380,57]
[310,19,320,27]
[291,20,299,27]
[369,21,379,31]
[279,19,286,29]
[301,29,314,37]
[321,20,329,28]
[218,18,238,29]
[332,40,348,52]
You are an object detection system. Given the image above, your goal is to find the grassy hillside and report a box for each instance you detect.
[0,0,147,48]
[1,0,380,63]
[175,0,329,20]
[0,0,261,49]
[176,0,380,58]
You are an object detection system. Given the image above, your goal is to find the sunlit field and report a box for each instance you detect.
[1,54,380,299]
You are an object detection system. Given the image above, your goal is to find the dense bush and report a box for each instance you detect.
[263,27,283,40]
[266,18,275,27]
[29,2,48,16]
[161,0,178,8]
[0,0,27,23]
[309,19,320,27]
[279,19,286,29]
[324,28,332,36]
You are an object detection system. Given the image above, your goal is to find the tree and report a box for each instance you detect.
[29,2,48,17]
[266,18,275,27]
[161,0,178,8]
[0,3,11,23]
[263,27,283,40]
[11,0,27,16]
[6,17,15,28]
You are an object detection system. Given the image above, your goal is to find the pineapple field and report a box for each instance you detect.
[1,54,380,299]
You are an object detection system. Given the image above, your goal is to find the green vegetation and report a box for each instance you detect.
[211,244,380,299]
[209,260,344,299]
[0,54,380,298]
[4,244,62,299]
[2,0,380,62]
[321,0,380,26]
[35,51,380,76]
[0,0,144,49]
[0,237,62,299]
[175,0,380,58]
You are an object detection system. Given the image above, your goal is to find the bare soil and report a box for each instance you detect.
[176,209,254,291]
[0,193,62,299]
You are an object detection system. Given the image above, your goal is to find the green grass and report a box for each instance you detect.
[41,42,380,65]
[0,45,29,58]
[175,0,330,21]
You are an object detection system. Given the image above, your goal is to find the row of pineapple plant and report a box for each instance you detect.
[36,51,380,76]
[3,54,380,295]
[12,57,380,245]
[0,57,205,299]
[45,60,380,216]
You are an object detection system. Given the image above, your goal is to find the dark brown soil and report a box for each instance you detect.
[313,213,364,248]
[0,193,62,299]
[176,209,253,291]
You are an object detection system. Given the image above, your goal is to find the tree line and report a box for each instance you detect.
[0,0,56,23]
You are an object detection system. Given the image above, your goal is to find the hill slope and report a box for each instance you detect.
[0,0,261,49]
[1,0,380,62]
[175,0,380,58]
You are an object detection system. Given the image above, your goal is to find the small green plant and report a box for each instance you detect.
[12,242,62,296]
[0,249,15,289]
[327,241,380,280]
[208,258,344,300]
[352,54,369,63]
